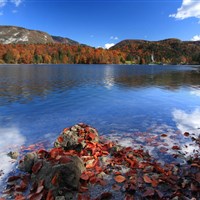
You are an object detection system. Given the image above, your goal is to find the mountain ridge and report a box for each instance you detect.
[0,25,79,45]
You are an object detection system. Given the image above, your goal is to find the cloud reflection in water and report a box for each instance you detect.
[0,127,26,186]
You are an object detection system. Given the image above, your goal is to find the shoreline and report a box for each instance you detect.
[1,123,199,200]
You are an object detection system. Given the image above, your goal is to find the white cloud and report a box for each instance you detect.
[110,36,119,40]
[191,35,200,41]
[0,127,26,186]
[190,88,200,96]
[104,43,115,49]
[12,9,17,13]
[172,108,200,136]
[0,11,3,15]
[0,0,6,8]
[11,0,22,7]
[170,0,200,21]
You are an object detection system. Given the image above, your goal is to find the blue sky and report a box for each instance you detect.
[0,0,200,48]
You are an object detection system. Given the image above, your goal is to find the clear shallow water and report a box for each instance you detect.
[0,64,200,183]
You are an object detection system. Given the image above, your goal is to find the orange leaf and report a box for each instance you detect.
[151,179,158,187]
[57,136,63,143]
[88,132,96,140]
[46,190,54,200]
[80,173,89,181]
[143,174,152,184]
[114,175,126,183]
[51,174,58,186]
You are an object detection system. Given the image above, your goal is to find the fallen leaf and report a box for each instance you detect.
[143,187,155,197]
[184,132,190,137]
[161,134,167,137]
[32,161,43,174]
[112,183,121,191]
[46,190,54,200]
[143,174,152,184]
[172,146,181,150]
[114,175,126,183]
[80,173,89,181]
[57,136,64,143]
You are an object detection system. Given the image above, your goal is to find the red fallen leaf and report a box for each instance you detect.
[196,172,200,183]
[78,138,84,143]
[80,173,89,181]
[112,183,121,191]
[97,179,107,186]
[51,174,58,186]
[78,194,90,200]
[95,166,103,173]
[114,171,121,175]
[172,146,181,150]
[29,192,43,200]
[36,185,44,194]
[124,194,134,200]
[49,148,63,158]
[114,175,126,183]
[143,187,155,197]
[63,127,69,132]
[37,149,49,159]
[86,158,98,169]
[7,176,21,182]
[191,183,199,191]
[46,190,54,200]
[15,194,26,200]
[97,192,112,200]
[89,176,97,184]
[143,174,152,184]
[161,134,167,137]
[57,136,64,143]
[184,132,190,137]
[155,190,164,198]
[151,179,159,187]
[32,161,43,174]
[88,132,96,140]
[79,185,88,193]
[59,156,72,164]
[0,198,6,200]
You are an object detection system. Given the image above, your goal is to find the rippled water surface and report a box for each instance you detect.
[0,64,200,183]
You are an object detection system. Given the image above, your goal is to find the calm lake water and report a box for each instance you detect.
[0,64,200,185]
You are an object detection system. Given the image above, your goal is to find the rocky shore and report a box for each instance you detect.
[1,123,200,200]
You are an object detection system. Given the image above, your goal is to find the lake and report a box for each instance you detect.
[0,64,200,186]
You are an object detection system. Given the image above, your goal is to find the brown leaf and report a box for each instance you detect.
[46,190,54,200]
[98,192,112,200]
[80,173,89,181]
[14,194,26,200]
[59,156,72,164]
[51,174,58,186]
[143,174,152,184]
[7,176,20,182]
[172,146,181,150]
[32,161,43,174]
[29,192,43,200]
[114,175,126,183]
[196,172,200,183]
[143,187,155,197]
[161,134,167,137]
[184,132,190,137]
[151,179,158,187]
[112,183,121,191]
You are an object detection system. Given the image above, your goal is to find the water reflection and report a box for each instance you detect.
[0,65,200,105]
[0,127,26,186]
[172,108,200,136]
